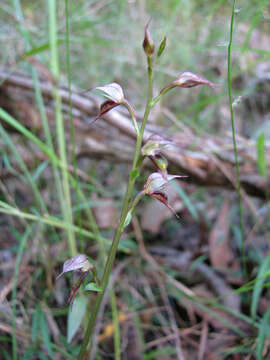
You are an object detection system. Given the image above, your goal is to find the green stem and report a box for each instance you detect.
[227,0,246,278]
[77,55,154,360]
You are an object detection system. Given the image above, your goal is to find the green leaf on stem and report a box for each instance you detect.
[130,169,139,181]
[157,36,166,58]
[123,211,132,228]
[85,282,102,292]
[67,296,88,343]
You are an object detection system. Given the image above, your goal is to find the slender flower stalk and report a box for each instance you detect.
[77,42,155,360]
[75,22,213,359]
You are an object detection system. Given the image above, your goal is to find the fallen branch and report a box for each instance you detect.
[0,69,269,198]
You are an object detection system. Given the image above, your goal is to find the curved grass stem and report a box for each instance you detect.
[227,0,246,279]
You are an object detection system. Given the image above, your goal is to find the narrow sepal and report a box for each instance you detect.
[151,191,179,218]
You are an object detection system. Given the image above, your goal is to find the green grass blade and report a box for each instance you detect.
[19,41,64,61]
[256,307,270,360]
[227,0,246,278]
[48,0,76,256]
[110,288,121,360]
[0,123,47,213]
[241,0,268,52]
[0,200,104,242]
[171,181,199,220]
[256,132,267,177]
[31,304,42,342]
[65,0,83,246]
[0,108,100,241]
[251,253,270,319]
[40,309,54,358]
[11,226,33,360]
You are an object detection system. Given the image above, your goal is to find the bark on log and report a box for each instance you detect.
[0,69,269,198]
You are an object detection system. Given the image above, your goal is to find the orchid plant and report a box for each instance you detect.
[57,22,214,359]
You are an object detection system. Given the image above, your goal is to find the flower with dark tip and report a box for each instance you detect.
[160,71,214,96]
[143,20,155,56]
[144,172,185,218]
[89,82,138,133]
[57,254,93,305]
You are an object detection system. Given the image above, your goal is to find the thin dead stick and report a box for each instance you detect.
[132,216,195,298]
[198,319,208,360]
[153,272,185,360]
[132,216,191,359]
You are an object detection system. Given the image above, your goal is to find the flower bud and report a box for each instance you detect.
[157,36,166,58]
[173,72,214,88]
[143,21,155,56]
[160,71,214,95]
